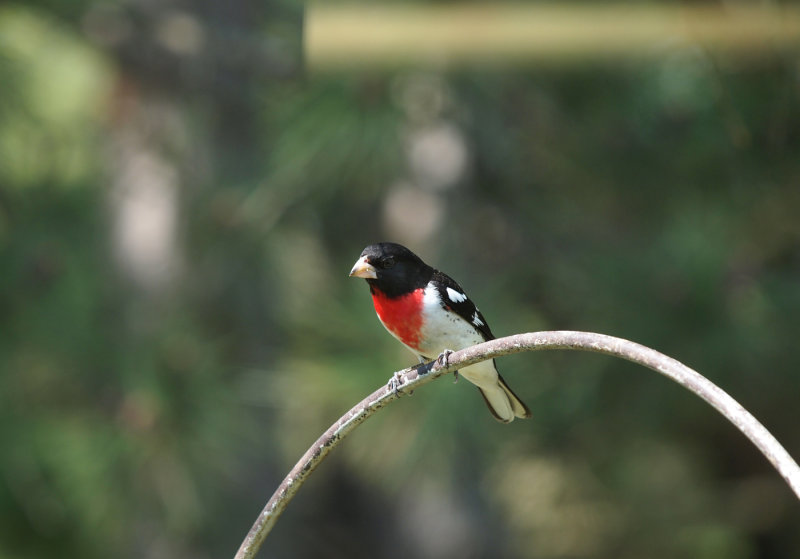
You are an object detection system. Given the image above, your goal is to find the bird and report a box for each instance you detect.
[349,242,531,423]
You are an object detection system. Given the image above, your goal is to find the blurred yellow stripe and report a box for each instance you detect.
[306,4,800,70]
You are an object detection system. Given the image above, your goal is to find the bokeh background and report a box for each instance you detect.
[1,1,799,558]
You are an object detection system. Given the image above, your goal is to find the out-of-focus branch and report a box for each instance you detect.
[307,4,800,71]
[234,331,800,559]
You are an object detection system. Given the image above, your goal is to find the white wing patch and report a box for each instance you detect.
[472,311,484,327]
[446,287,467,303]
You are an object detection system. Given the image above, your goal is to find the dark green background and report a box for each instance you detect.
[1,1,798,558]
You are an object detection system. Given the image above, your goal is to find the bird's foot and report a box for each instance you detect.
[387,370,405,396]
[435,349,454,369]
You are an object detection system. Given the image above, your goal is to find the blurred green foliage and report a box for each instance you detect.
[1,2,799,559]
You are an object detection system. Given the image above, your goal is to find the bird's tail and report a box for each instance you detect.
[477,373,532,423]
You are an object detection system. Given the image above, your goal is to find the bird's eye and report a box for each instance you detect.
[381,257,395,269]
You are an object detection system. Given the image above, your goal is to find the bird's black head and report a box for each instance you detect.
[349,242,433,298]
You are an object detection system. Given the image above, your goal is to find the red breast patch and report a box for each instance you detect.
[371,287,424,350]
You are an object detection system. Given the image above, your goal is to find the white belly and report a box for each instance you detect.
[415,285,499,389]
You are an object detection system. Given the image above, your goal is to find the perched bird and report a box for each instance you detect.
[349,242,531,423]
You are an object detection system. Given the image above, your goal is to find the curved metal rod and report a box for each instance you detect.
[235,331,800,559]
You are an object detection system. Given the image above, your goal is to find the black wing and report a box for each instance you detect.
[431,269,495,341]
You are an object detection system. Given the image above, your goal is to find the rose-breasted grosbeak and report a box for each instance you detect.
[350,242,531,423]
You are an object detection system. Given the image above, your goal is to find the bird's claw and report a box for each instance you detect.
[435,349,454,369]
[387,371,405,396]
[433,349,458,382]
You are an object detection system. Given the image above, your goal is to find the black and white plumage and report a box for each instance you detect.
[349,242,531,423]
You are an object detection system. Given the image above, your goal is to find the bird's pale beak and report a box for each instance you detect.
[349,255,377,279]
